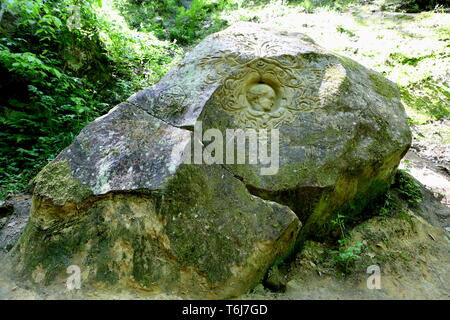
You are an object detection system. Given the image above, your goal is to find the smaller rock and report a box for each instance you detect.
[285,280,302,294]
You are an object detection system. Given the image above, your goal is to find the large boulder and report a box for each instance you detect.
[8,22,411,298]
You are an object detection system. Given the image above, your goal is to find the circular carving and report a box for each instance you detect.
[246,83,276,113]
[200,41,323,129]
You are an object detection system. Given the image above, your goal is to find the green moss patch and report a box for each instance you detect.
[368,71,398,101]
[32,161,93,206]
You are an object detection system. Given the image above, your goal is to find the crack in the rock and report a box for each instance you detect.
[126,101,193,132]
[218,163,298,215]
[218,164,329,228]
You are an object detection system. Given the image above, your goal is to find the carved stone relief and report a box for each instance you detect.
[200,38,324,129]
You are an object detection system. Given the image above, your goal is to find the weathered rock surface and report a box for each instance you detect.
[0,195,30,253]
[8,22,411,298]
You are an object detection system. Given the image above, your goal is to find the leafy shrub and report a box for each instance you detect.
[330,213,348,238]
[0,0,180,199]
[113,0,233,45]
[394,170,423,205]
[330,240,364,274]
[0,0,105,198]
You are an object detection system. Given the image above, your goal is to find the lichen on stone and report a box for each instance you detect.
[368,70,399,101]
[31,160,93,206]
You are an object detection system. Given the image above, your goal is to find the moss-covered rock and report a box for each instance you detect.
[12,165,299,298]
[8,22,411,298]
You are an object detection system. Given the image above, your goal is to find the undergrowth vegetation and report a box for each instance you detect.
[394,169,423,205]
[0,0,180,199]
[112,0,235,45]
[327,169,423,274]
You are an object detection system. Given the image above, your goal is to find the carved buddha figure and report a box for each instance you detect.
[246,83,276,113]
